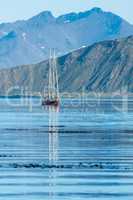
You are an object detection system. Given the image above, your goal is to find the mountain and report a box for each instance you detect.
[0,7,133,68]
[0,35,132,96]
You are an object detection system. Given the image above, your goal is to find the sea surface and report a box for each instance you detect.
[0,97,133,200]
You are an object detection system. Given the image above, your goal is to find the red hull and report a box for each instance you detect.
[42,100,59,107]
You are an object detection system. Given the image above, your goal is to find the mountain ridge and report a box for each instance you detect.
[0,35,132,96]
[0,7,133,68]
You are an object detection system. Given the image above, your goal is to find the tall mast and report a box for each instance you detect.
[47,49,59,101]
[52,51,56,100]
[42,49,60,106]
[53,51,60,100]
[48,49,52,100]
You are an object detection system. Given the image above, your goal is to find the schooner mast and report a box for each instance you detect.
[42,50,60,107]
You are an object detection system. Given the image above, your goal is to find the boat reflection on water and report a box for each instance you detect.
[48,106,59,199]
[48,106,59,165]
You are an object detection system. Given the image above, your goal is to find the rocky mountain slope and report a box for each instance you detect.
[0,35,132,96]
[0,7,133,68]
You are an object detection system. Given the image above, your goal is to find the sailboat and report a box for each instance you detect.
[42,51,60,107]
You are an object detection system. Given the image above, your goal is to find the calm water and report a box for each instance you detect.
[0,98,133,200]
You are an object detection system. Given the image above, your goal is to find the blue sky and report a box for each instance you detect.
[0,0,132,24]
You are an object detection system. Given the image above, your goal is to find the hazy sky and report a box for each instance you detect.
[0,0,132,24]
